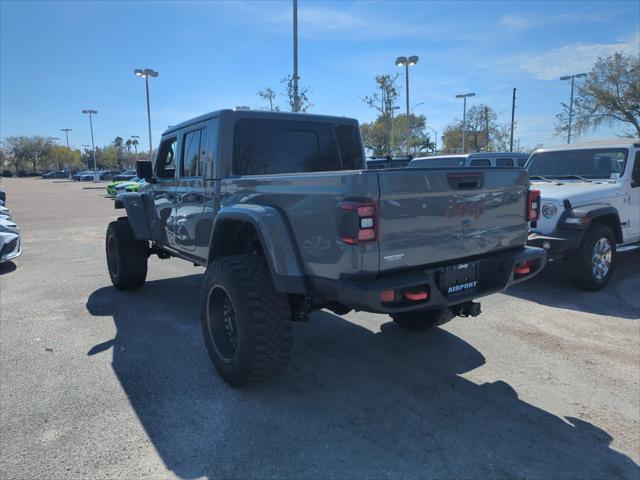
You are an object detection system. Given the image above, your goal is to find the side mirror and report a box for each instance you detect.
[136,161,153,181]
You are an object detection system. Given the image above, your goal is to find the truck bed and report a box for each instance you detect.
[219,167,530,281]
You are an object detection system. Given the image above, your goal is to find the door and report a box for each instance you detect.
[152,136,179,247]
[175,124,208,253]
[625,150,640,242]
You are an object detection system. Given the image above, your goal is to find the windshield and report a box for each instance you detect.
[528,148,628,179]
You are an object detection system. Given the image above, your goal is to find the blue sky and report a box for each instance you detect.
[1,0,638,151]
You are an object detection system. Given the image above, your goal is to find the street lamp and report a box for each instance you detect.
[82,109,98,181]
[60,128,72,148]
[134,68,159,161]
[455,92,475,153]
[395,55,419,116]
[560,73,587,144]
[47,137,60,171]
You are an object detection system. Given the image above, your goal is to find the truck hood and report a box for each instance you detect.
[530,180,622,235]
[531,180,621,206]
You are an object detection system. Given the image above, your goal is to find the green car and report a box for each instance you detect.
[106,177,140,196]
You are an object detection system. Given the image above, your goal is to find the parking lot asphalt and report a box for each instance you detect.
[1,177,639,479]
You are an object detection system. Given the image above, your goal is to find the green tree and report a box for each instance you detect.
[441,104,509,153]
[555,53,640,138]
[392,114,435,154]
[1,136,52,173]
[360,73,402,155]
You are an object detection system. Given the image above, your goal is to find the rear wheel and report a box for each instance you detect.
[105,217,148,289]
[200,255,292,387]
[391,308,454,331]
[572,224,616,291]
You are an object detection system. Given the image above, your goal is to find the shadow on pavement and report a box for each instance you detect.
[86,275,639,479]
[0,260,17,275]
[506,250,640,320]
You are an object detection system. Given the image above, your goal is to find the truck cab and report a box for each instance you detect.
[526,139,640,290]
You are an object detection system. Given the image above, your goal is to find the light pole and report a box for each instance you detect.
[48,137,60,171]
[81,144,91,170]
[455,92,475,153]
[134,68,159,160]
[61,128,72,148]
[292,0,299,112]
[390,106,400,154]
[426,126,438,155]
[82,109,98,181]
[560,73,587,144]
[395,55,419,116]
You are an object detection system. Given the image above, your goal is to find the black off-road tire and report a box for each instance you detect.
[391,308,454,331]
[571,224,616,291]
[200,255,292,387]
[105,217,148,289]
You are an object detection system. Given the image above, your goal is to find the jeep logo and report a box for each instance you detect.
[445,201,485,220]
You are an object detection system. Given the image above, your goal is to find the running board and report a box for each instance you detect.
[617,243,640,252]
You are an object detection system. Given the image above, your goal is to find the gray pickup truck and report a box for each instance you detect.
[106,109,546,386]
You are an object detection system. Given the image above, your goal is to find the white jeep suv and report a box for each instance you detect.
[526,139,640,290]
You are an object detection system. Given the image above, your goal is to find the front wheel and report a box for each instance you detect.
[391,308,454,331]
[572,224,616,291]
[200,255,292,387]
[105,218,148,289]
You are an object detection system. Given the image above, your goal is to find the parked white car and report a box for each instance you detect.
[527,139,640,290]
[409,152,530,168]
[0,205,11,220]
[0,217,21,263]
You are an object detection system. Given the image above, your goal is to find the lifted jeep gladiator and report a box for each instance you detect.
[106,109,546,386]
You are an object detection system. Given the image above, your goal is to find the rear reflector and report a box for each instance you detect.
[380,290,395,303]
[514,262,531,275]
[404,291,429,301]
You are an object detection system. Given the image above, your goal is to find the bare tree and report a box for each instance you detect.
[555,53,640,138]
[281,75,312,112]
[258,87,279,111]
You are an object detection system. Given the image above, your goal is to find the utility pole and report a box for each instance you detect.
[292,0,299,112]
[484,106,489,151]
[455,93,475,154]
[510,88,516,153]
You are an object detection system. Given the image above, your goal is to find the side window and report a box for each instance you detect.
[517,157,528,167]
[470,158,491,166]
[181,129,202,177]
[156,137,177,179]
[496,158,513,167]
[632,150,640,185]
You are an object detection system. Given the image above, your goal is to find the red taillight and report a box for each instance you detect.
[337,201,377,245]
[527,189,541,222]
[514,261,531,275]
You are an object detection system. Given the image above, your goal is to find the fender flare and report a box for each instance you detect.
[210,204,307,294]
[559,204,622,242]
[115,192,153,241]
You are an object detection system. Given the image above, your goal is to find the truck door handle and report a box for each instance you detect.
[447,172,484,190]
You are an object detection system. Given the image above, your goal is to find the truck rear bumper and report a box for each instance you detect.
[329,246,546,314]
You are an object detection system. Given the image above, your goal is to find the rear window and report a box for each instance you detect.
[470,158,491,166]
[495,158,513,167]
[410,157,466,168]
[233,119,364,175]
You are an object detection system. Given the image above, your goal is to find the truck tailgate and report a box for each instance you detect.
[377,168,529,272]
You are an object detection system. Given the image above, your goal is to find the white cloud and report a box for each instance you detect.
[515,32,639,80]
[499,11,621,31]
